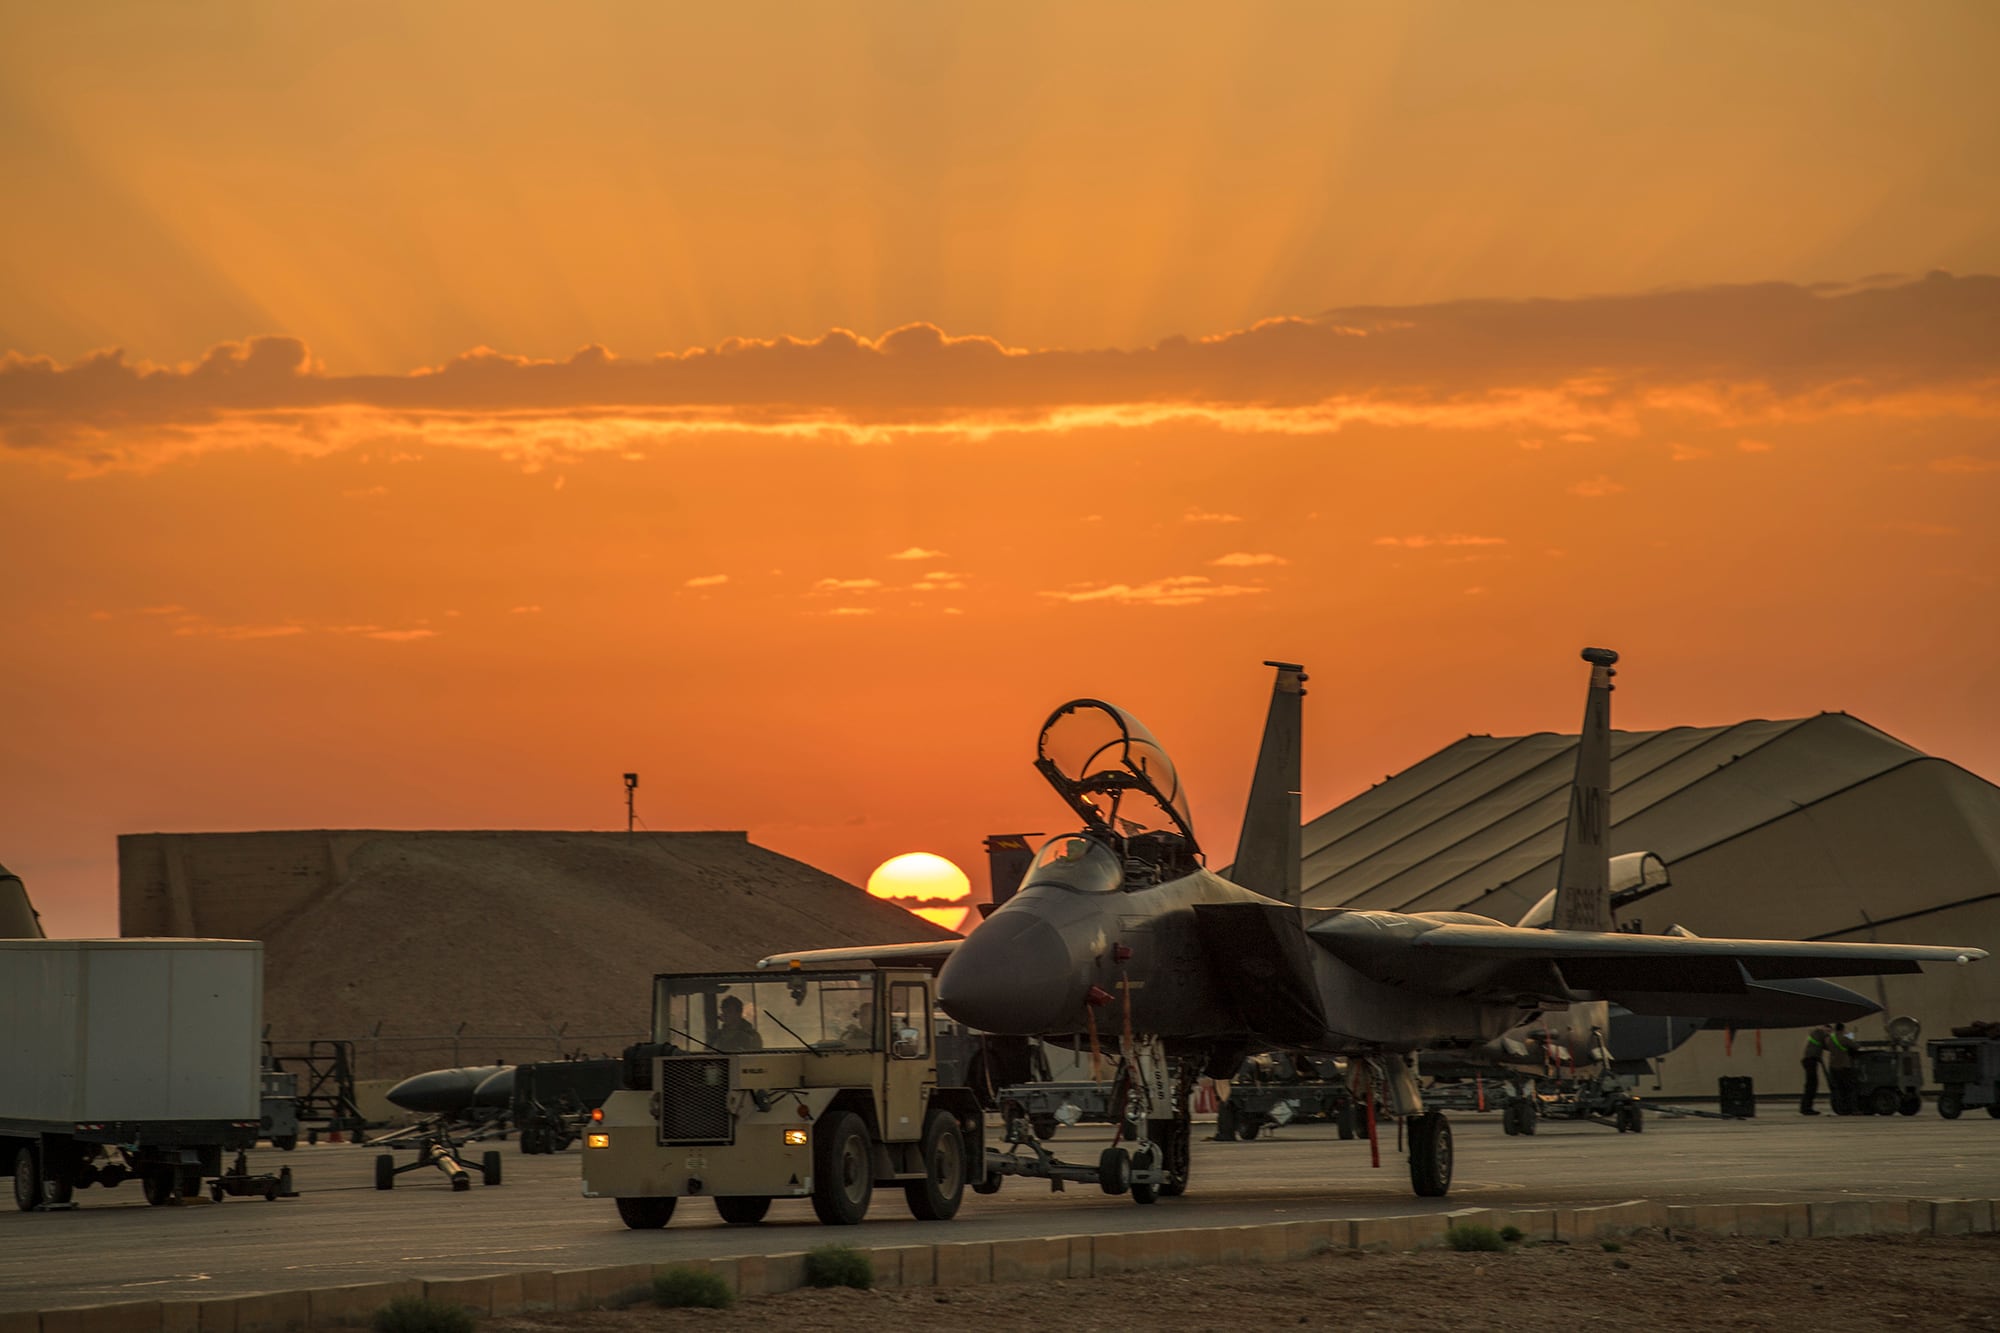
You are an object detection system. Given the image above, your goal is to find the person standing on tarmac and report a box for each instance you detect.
[1827,1025,1858,1114]
[1800,1024,1831,1114]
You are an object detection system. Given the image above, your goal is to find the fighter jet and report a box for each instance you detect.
[766,651,1985,1197]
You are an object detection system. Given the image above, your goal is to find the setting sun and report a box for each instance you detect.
[866,853,974,934]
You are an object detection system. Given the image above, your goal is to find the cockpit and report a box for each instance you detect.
[1032,699,1203,886]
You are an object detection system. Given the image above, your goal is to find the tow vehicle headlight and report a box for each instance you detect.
[783,1128,809,1146]
[586,1133,611,1149]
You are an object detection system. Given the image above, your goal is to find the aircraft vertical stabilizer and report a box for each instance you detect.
[1551,648,1618,933]
[1229,660,1306,905]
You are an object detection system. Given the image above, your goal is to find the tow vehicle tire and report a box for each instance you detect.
[1408,1112,1453,1199]
[13,1145,41,1213]
[1097,1146,1131,1196]
[1937,1089,1963,1119]
[904,1109,967,1221]
[810,1110,874,1225]
[481,1151,502,1186]
[715,1195,772,1225]
[374,1154,396,1190]
[1900,1091,1923,1116]
[1870,1087,1900,1117]
[616,1196,676,1229]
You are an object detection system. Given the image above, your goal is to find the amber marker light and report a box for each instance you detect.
[783,1128,809,1146]
[587,1133,611,1149]
[591,1107,604,1121]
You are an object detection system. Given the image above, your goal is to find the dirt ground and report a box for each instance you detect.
[488,1232,2000,1332]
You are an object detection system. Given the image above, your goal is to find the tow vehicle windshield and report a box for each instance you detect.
[653,972,876,1053]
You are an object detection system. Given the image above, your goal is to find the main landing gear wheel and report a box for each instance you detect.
[1407,1112,1453,1199]
[12,1146,41,1213]
[810,1110,874,1225]
[1158,1115,1191,1197]
[715,1195,772,1224]
[904,1109,967,1221]
[616,1196,676,1229]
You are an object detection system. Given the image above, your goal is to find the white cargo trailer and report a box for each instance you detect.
[1,939,274,1210]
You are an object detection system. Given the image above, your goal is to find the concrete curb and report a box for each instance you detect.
[16,1196,1997,1330]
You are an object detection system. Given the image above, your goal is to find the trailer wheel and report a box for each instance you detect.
[715,1195,771,1224]
[615,1196,675,1229]
[1938,1089,1963,1119]
[1618,1103,1644,1134]
[1987,1102,2000,1119]
[970,1170,1002,1195]
[12,1146,41,1212]
[271,1135,297,1152]
[904,1108,966,1221]
[810,1110,874,1225]
[1899,1092,1923,1117]
[1870,1087,1899,1117]
[1408,1112,1453,1199]
[1520,1100,1538,1135]
[374,1154,396,1190]
[1240,1118,1262,1141]
[1335,1103,1357,1141]
[1029,1114,1060,1141]
[519,1126,542,1155]
[481,1151,502,1186]
[1502,1102,1520,1136]
[1212,1099,1239,1141]
[1096,1146,1130,1196]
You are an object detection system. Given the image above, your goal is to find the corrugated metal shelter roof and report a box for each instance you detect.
[1302,713,1942,925]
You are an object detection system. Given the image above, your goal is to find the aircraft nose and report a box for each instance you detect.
[937,911,1080,1034]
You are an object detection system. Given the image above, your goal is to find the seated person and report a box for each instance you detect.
[712,994,763,1052]
[838,1001,875,1048]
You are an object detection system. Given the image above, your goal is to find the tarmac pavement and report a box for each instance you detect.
[4,1109,1997,1313]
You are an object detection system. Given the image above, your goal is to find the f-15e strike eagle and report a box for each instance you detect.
[764,650,1984,1197]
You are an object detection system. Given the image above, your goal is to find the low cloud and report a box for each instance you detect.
[910,571,966,590]
[5,274,1995,467]
[1210,552,1288,567]
[888,546,946,560]
[1569,476,1628,498]
[1669,443,1712,462]
[683,574,729,588]
[1039,575,1269,607]
[509,604,543,614]
[1374,534,1507,548]
[811,577,883,593]
[1931,454,2000,473]
[1182,509,1244,524]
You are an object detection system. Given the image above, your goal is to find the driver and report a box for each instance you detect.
[839,1000,875,1048]
[713,995,763,1052]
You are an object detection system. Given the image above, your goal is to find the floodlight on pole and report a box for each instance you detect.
[623,773,639,834]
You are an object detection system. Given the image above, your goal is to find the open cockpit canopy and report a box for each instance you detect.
[1034,699,1199,855]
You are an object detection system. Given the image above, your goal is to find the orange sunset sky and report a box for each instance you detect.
[4,2,1997,937]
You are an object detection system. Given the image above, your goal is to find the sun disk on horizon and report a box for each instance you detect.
[866,852,973,932]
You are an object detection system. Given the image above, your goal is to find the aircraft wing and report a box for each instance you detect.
[755,939,964,971]
[1308,912,1984,1002]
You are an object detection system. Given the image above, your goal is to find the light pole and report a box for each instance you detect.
[623,773,639,833]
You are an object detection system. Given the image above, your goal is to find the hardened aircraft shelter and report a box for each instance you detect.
[1300,713,1999,1098]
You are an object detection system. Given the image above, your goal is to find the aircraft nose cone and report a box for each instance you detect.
[938,912,1079,1034]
